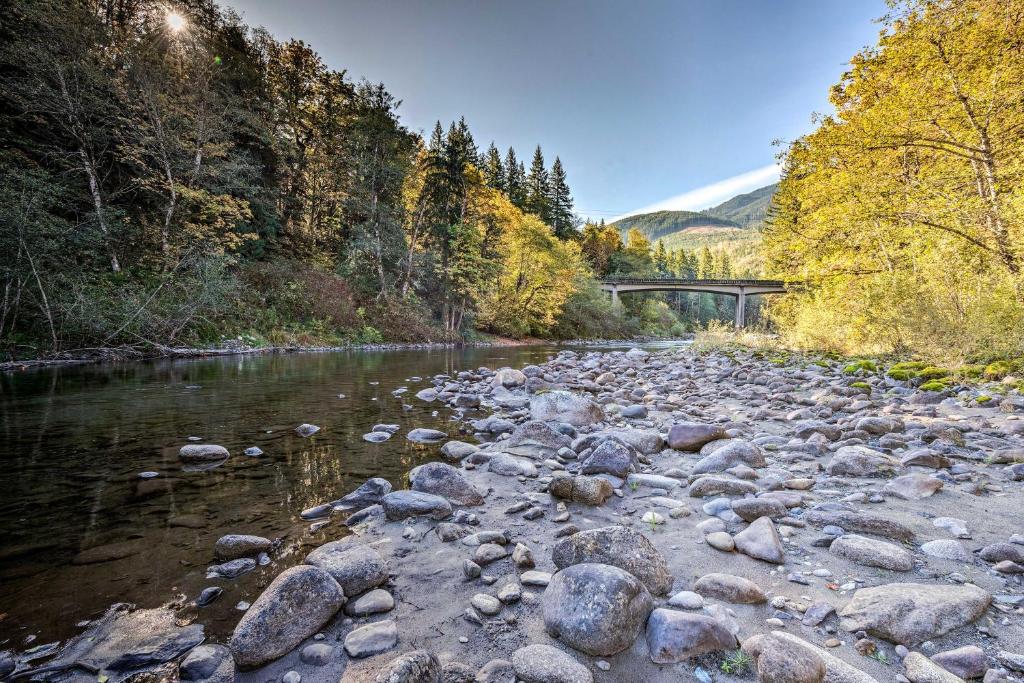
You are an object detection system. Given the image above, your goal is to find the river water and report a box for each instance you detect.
[0,342,682,651]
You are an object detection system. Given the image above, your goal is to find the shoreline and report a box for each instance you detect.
[0,335,688,373]
[9,344,1023,682]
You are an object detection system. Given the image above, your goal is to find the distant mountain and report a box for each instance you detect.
[608,183,778,277]
[610,210,740,242]
[705,182,777,228]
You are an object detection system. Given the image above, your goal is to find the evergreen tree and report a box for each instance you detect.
[455,116,478,165]
[524,145,550,222]
[547,156,575,239]
[654,240,669,275]
[482,143,506,193]
[505,147,526,209]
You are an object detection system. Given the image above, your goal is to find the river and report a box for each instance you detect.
[0,342,685,651]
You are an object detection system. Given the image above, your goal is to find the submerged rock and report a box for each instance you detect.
[179,444,229,462]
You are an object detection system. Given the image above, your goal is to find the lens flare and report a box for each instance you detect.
[166,11,186,33]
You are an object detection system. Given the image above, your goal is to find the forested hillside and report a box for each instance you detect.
[764,0,1024,362]
[708,183,777,228]
[0,0,609,358]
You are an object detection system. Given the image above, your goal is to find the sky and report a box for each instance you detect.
[225,0,889,221]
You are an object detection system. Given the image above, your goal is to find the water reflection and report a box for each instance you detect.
[0,342,683,647]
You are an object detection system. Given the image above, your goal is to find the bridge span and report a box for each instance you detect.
[597,278,793,328]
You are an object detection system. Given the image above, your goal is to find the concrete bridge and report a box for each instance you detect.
[597,277,792,328]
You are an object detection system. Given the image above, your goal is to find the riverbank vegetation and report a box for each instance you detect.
[763,0,1024,366]
[2,0,691,361]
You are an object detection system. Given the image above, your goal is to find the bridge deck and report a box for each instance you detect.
[598,278,787,286]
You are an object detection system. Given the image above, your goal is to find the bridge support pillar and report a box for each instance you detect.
[734,289,746,328]
[610,287,620,309]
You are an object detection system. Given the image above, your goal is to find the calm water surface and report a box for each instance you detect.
[0,342,681,651]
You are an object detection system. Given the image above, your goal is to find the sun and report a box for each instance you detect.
[166,11,186,33]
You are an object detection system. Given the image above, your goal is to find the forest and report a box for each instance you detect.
[1,0,737,360]
[764,0,1024,364]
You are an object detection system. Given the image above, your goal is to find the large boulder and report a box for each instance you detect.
[579,439,637,478]
[691,440,765,474]
[741,633,826,683]
[304,541,388,597]
[542,563,653,656]
[885,474,943,500]
[760,632,877,683]
[825,446,900,477]
[838,583,991,645]
[667,423,726,451]
[411,462,484,506]
[530,391,604,427]
[645,609,737,663]
[552,525,673,595]
[830,534,914,571]
[229,565,345,668]
[511,644,593,683]
[382,491,452,520]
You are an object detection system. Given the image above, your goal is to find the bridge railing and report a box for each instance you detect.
[598,277,789,286]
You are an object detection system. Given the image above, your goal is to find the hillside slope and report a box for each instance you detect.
[706,182,777,228]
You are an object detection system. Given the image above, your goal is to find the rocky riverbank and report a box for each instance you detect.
[8,345,1024,683]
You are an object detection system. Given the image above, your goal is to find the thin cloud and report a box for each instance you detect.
[609,164,781,222]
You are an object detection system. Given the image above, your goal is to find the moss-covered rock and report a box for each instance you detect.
[843,359,878,374]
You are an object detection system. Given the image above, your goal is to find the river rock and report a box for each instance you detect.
[382,491,452,520]
[344,619,398,658]
[344,588,395,616]
[886,474,944,500]
[904,652,964,683]
[548,474,613,505]
[374,650,441,683]
[920,540,971,562]
[930,645,987,680]
[551,525,673,595]
[407,428,447,443]
[805,509,915,542]
[440,440,479,461]
[505,421,572,459]
[825,446,900,477]
[838,582,991,645]
[645,608,737,663]
[295,423,320,437]
[488,453,538,478]
[180,644,234,683]
[688,476,759,498]
[411,462,484,505]
[733,516,786,564]
[693,573,766,604]
[542,563,653,656]
[333,477,393,512]
[179,444,229,462]
[530,391,604,427]
[830,534,914,571]
[214,534,272,561]
[579,439,637,478]
[692,440,765,474]
[742,632,826,683]
[765,631,878,683]
[304,541,387,596]
[667,423,727,451]
[511,644,593,683]
[731,497,787,522]
[229,565,345,668]
[493,367,528,389]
